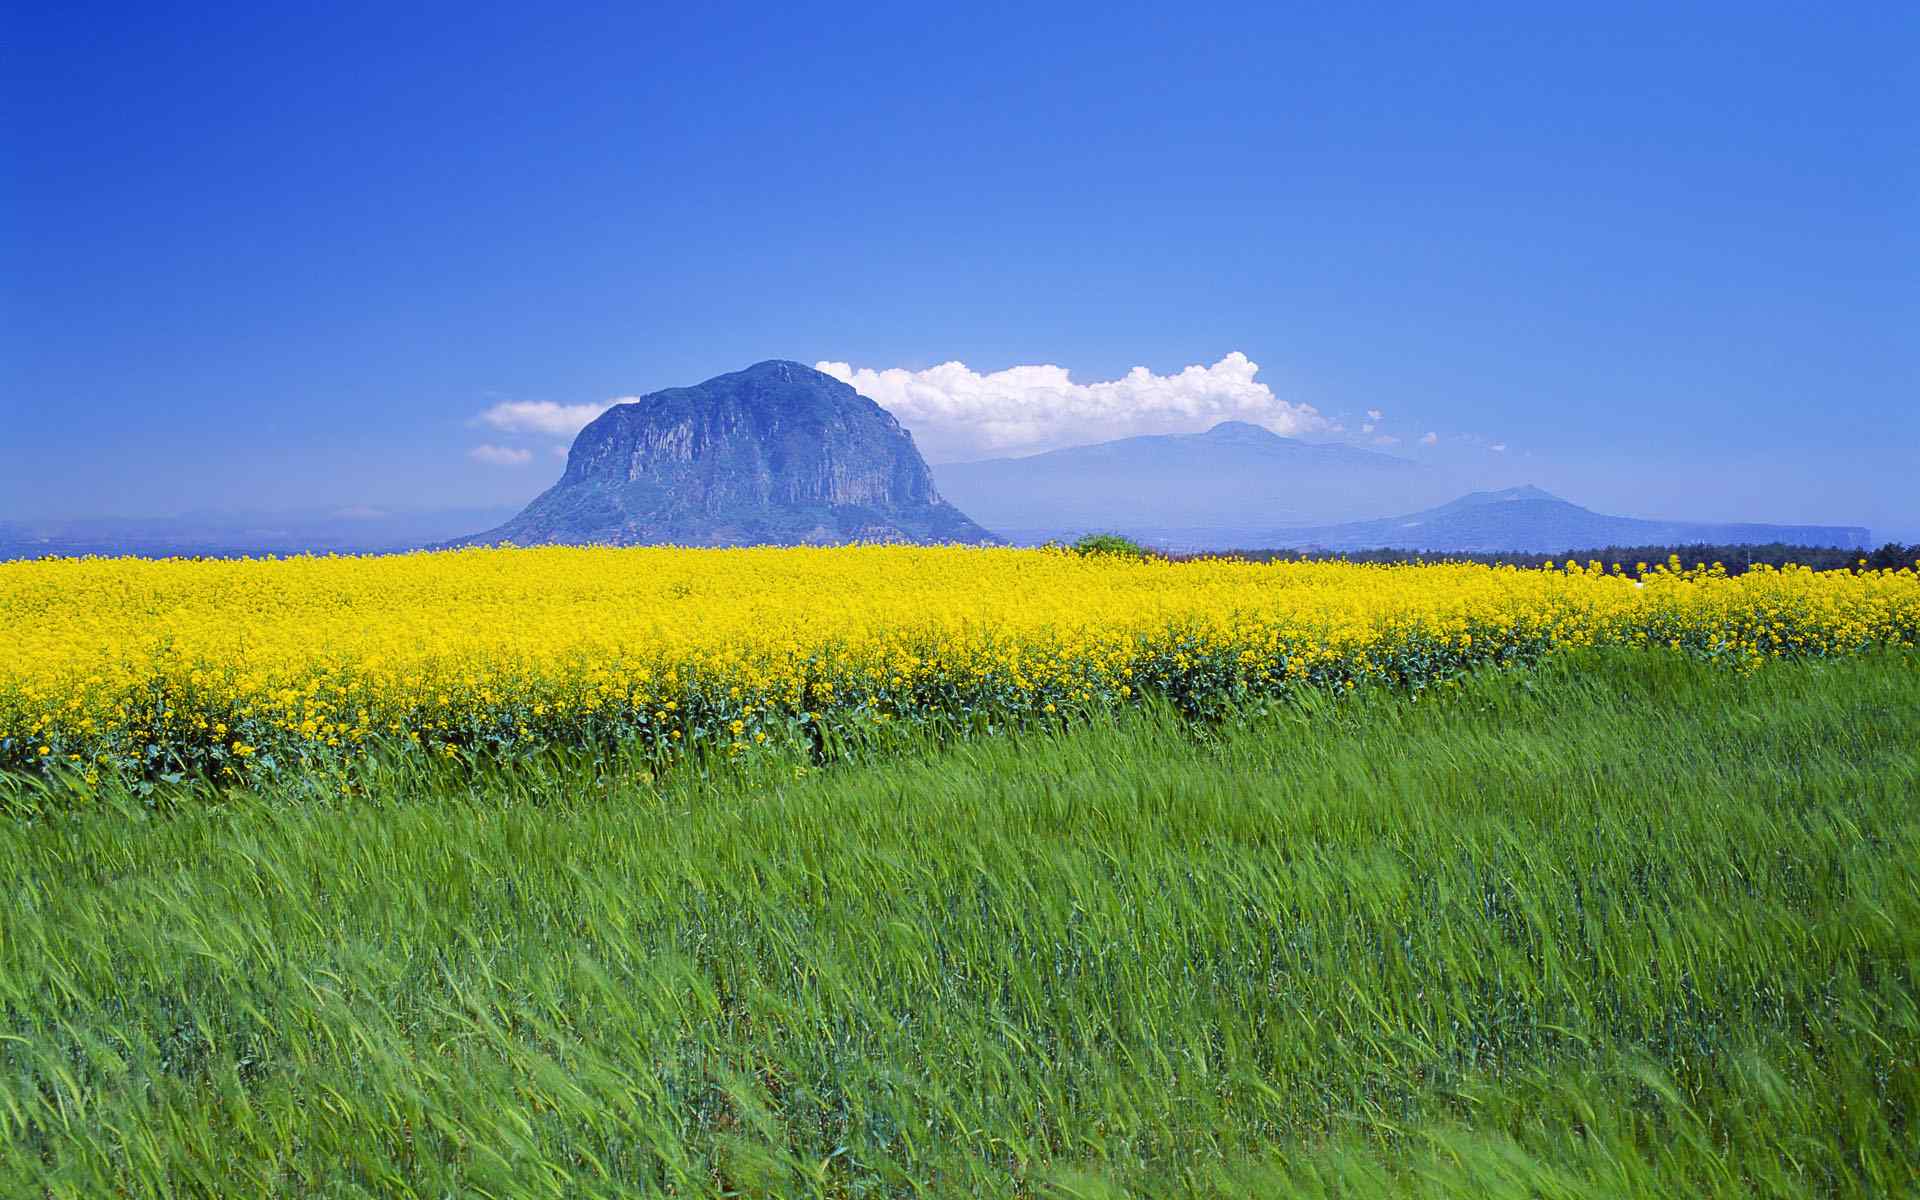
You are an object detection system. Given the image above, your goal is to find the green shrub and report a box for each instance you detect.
[1070,532,1149,558]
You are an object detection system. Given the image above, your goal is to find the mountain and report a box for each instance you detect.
[459,361,994,547]
[931,421,1453,546]
[1260,486,1870,553]
[0,507,519,560]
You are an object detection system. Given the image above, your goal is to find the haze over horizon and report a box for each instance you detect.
[4,5,1915,539]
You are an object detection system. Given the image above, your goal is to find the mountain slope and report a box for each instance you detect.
[931,421,1450,544]
[459,361,994,547]
[1264,486,1870,553]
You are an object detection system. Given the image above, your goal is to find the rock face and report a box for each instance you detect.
[462,361,996,547]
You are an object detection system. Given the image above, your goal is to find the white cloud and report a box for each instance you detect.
[1361,423,1376,434]
[1366,408,1383,421]
[470,444,534,466]
[477,399,624,438]
[815,351,1327,461]
[1371,434,1401,446]
[1421,432,1439,446]
[1489,442,1508,453]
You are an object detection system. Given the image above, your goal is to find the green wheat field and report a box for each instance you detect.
[3,650,1916,1197]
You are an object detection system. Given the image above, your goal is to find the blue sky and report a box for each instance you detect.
[4,2,1915,537]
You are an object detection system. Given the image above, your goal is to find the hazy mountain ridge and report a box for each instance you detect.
[0,508,519,560]
[1258,486,1870,553]
[933,420,1455,543]
[458,361,994,547]
[933,424,1871,552]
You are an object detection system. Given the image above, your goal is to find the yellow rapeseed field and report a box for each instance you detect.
[2,546,1915,783]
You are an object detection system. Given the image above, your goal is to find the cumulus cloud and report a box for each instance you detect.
[477,399,623,438]
[470,444,534,466]
[815,352,1326,461]
[1489,442,1508,453]
[1366,408,1384,421]
[1421,432,1439,446]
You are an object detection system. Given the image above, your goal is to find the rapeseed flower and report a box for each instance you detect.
[0,545,1913,783]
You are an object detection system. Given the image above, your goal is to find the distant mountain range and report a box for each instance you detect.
[0,507,518,560]
[932,420,1455,545]
[6,375,1875,559]
[1256,486,1869,554]
[931,422,1871,552]
[457,361,993,547]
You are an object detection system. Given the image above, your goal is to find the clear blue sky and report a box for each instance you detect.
[4,2,1915,537]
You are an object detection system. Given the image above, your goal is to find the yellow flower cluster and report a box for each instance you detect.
[2,547,1915,782]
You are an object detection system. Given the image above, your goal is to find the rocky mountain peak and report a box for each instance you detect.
[462,362,996,547]
[1197,419,1285,443]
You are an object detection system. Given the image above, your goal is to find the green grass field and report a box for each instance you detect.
[3,651,1916,1197]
